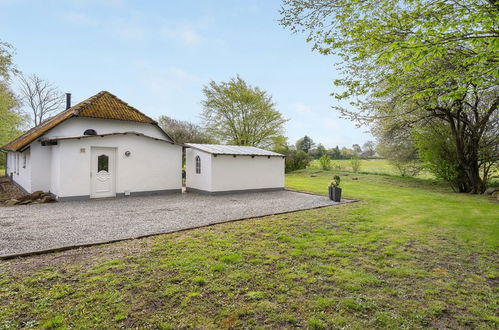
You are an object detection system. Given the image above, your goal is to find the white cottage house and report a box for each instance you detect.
[1,91,182,200]
[185,143,285,194]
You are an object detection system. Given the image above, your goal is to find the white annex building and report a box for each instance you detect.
[2,91,182,200]
[185,143,285,194]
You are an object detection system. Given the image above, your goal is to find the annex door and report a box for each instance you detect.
[90,147,116,198]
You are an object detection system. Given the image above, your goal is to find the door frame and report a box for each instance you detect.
[90,146,117,198]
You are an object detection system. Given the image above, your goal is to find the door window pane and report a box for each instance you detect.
[98,155,109,172]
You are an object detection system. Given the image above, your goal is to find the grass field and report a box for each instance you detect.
[308,158,433,178]
[0,170,497,328]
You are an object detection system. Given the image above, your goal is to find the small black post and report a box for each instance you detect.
[66,93,71,109]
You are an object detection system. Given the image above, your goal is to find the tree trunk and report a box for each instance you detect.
[451,121,485,194]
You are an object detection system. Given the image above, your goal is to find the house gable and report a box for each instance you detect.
[1,91,173,151]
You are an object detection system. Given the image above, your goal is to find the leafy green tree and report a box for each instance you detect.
[0,41,25,170]
[376,130,421,177]
[352,144,362,156]
[0,41,17,80]
[329,146,341,159]
[361,141,376,158]
[308,143,326,159]
[158,115,215,144]
[284,149,311,172]
[201,76,287,148]
[295,135,315,153]
[270,135,289,153]
[340,147,354,159]
[413,125,462,191]
[280,0,498,193]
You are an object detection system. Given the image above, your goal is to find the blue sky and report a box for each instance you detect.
[0,0,372,148]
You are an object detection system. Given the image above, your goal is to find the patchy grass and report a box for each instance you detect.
[0,170,497,328]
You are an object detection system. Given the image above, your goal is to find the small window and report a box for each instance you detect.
[23,154,26,168]
[84,129,97,135]
[195,155,201,174]
[98,154,109,172]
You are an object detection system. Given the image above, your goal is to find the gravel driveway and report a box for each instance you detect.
[0,190,349,258]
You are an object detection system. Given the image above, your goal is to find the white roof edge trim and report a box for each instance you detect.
[185,143,284,157]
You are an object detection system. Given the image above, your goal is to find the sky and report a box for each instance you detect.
[0,0,373,148]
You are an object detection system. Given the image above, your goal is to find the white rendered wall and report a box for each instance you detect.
[185,148,213,191]
[211,155,284,192]
[46,117,169,141]
[11,149,31,193]
[30,142,52,192]
[56,134,182,198]
[50,145,61,196]
[5,152,13,177]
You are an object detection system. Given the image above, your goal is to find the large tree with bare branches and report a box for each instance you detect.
[18,73,64,126]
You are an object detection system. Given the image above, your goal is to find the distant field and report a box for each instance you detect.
[308,159,433,179]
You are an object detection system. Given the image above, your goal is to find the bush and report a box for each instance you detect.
[350,156,361,172]
[284,150,311,172]
[331,161,344,170]
[392,160,421,177]
[318,154,332,170]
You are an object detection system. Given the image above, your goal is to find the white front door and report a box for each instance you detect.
[90,147,116,198]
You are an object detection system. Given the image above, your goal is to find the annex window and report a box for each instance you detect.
[16,154,19,174]
[23,154,26,168]
[195,155,201,174]
[98,154,109,172]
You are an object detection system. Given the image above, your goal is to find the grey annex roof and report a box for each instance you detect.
[185,143,284,157]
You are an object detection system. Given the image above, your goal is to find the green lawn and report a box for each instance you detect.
[0,170,497,328]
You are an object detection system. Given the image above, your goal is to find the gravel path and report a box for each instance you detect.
[0,190,350,258]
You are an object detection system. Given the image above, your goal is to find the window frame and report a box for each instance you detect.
[195,155,201,174]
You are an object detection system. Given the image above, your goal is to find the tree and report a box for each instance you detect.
[329,146,341,159]
[0,41,24,169]
[158,115,214,144]
[361,141,376,158]
[284,149,311,172]
[375,125,421,177]
[309,143,327,159]
[270,135,289,153]
[0,41,17,80]
[18,73,64,126]
[340,147,354,159]
[295,135,314,153]
[280,0,499,193]
[351,144,362,156]
[201,76,287,148]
